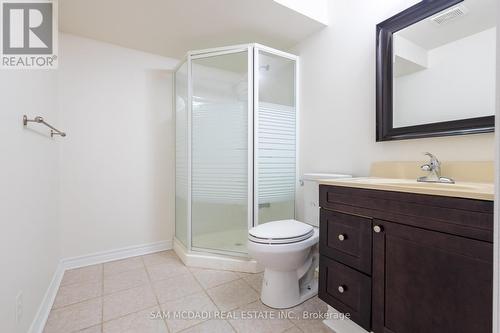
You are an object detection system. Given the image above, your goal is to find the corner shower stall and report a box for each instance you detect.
[174,44,298,266]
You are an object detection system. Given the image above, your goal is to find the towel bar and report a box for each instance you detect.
[23,115,66,138]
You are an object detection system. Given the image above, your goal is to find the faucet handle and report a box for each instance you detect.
[421,164,431,171]
[424,152,436,160]
[423,152,440,166]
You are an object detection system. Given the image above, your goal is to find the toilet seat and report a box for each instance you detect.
[248,220,314,244]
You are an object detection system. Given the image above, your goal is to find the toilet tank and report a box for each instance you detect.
[302,173,352,227]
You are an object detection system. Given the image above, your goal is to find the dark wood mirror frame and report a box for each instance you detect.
[376,0,495,142]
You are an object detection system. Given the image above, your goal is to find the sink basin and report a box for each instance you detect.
[318,177,494,201]
[378,181,477,191]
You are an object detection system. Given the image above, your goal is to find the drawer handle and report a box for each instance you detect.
[338,234,347,241]
[373,225,383,233]
[338,285,346,294]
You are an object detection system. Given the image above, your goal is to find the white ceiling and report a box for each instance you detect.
[397,0,496,50]
[59,0,327,59]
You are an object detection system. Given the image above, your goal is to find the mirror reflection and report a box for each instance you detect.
[392,0,496,128]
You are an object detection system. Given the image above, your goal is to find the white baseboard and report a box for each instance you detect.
[28,240,173,333]
[28,262,65,333]
[323,305,371,333]
[62,240,173,270]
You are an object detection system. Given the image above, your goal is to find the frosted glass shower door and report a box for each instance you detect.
[191,50,251,255]
[255,49,297,225]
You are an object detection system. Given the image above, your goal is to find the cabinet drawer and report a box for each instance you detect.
[320,184,493,242]
[319,256,371,331]
[320,209,372,274]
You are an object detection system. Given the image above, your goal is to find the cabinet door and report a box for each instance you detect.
[372,220,492,333]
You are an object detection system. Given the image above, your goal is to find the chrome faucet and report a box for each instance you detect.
[417,152,455,184]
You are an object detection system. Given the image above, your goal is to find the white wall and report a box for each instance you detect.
[273,0,329,25]
[292,0,495,219]
[58,34,178,258]
[0,71,60,332]
[0,34,178,331]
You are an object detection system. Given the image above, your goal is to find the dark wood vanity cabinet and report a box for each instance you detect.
[318,185,493,333]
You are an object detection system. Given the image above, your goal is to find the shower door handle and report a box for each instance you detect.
[258,203,271,209]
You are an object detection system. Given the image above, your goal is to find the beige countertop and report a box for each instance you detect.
[319,177,494,201]
[370,161,494,183]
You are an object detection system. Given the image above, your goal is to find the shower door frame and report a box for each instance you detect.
[187,45,255,256]
[253,44,300,228]
[174,44,299,257]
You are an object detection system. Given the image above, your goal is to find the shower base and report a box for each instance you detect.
[192,228,249,254]
[173,237,262,273]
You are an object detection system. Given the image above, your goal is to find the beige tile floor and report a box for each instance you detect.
[43,250,332,333]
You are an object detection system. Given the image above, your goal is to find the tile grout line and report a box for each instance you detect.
[227,276,301,333]
[150,255,239,333]
[101,263,104,333]
[99,255,181,329]
[43,265,103,333]
[294,322,306,332]
[59,277,101,289]
[241,272,264,293]
[51,267,155,313]
[201,275,262,333]
[100,264,104,333]
[238,274,258,292]
[201,272,263,312]
[224,315,239,333]
[102,257,146,278]
[182,265,220,330]
[102,266,154,295]
[100,306,162,326]
[188,266,241,290]
[100,256,186,329]
[48,296,102,313]
[176,317,237,333]
[186,264,241,332]
[51,281,102,311]
[141,254,172,333]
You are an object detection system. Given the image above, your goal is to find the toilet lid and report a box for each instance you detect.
[248,220,314,244]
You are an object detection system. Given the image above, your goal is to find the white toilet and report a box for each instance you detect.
[248,173,351,309]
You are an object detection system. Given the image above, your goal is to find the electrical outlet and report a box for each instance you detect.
[15,292,23,324]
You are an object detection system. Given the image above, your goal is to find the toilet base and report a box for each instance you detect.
[260,269,318,309]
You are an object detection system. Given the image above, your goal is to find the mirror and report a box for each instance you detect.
[376,0,496,141]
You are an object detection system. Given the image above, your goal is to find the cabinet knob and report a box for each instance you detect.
[338,234,346,241]
[373,225,383,233]
[338,285,346,293]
